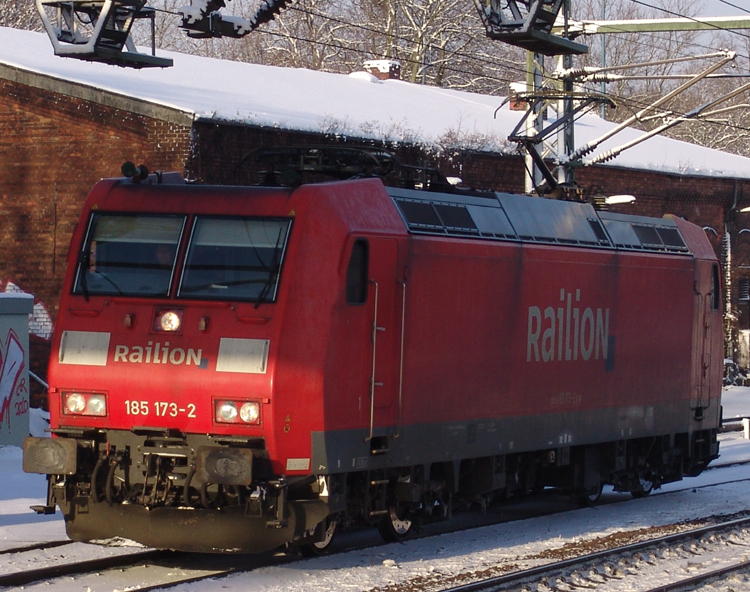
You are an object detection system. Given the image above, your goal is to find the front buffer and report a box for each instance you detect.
[24,434,329,553]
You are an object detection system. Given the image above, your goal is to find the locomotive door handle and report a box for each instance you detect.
[395,280,406,439]
[366,279,379,442]
[366,279,407,442]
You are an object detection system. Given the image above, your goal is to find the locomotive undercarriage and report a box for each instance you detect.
[43,429,272,510]
[340,427,719,542]
[27,426,718,552]
[29,429,330,552]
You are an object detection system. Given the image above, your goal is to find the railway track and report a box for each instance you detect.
[0,539,72,555]
[5,512,749,592]
[5,463,750,591]
[438,516,750,592]
[641,559,750,592]
[0,545,170,588]
[0,539,285,591]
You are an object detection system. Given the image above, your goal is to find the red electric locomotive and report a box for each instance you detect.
[24,154,722,553]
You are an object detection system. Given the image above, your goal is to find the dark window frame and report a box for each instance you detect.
[72,212,186,298]
[176,215,292,303]
[346,238,369,305]
[711,263,721,311]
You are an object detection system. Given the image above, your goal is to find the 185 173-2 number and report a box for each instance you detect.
[124,400,197,418]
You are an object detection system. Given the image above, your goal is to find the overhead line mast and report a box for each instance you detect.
[559,16,750,36]
[470,1,750,197]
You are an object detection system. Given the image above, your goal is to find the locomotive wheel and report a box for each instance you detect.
[577,482,603,506]
[377,505,414,542]
[631,474,654,499]
[300,518,338,556]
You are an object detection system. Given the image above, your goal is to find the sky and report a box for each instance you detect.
[701,0,748,17]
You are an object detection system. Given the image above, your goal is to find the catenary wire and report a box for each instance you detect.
[254,23,750,136]
[281,2,750,101]
[147,2,750,137]
[274,2,750,134]
[150,0,744,97]
[629,0,750,42]
[287,0,750,80]
[150,3,551,89]
[716,0,750,15]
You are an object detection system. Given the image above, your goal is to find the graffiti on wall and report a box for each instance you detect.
[0,281,49,443]
[0,329,27,431]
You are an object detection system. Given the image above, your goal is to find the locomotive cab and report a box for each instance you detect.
[24,175,339,551]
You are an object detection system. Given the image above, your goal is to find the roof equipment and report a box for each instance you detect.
[35,0,172,68]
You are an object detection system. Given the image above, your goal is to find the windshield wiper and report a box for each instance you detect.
[254,229,284,309]
[90,269,124,295]
[77,251,90,302]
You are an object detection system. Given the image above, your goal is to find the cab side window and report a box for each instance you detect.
[711,263,721,311]
[346,239,368,305]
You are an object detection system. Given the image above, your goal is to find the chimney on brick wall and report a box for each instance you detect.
[508,82,528,111]
[363,59,402,81]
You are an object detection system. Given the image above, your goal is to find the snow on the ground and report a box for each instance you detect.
[3,26,750,179]
[2,391,750,590]
[0,409,65,551]
[720,385,750,422]
[210,461,750,592]
[0,446,65,551]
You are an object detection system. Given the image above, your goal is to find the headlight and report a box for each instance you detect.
[154,308,183,332]
[63,392,107,416]
[87,395,107,416]
[215,400,262,425]
[160,311,181,331]
[217,402,238,422]
[240,402,260,423]
[65,393,86,414]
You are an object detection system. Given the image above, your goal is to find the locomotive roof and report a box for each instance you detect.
[85,173,693,255]
[387,187,690,255]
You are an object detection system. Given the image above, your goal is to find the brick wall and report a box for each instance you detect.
[0,73,192,393]
[188,121,736,235]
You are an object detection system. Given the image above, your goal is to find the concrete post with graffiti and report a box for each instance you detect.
[0,293,33,446]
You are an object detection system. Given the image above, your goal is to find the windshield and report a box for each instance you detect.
[177,217,291,302]
[74,214,185,297]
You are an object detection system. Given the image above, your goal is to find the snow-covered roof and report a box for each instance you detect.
[2,26,750,179]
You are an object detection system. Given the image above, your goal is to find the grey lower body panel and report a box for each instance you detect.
[312,401,719,473]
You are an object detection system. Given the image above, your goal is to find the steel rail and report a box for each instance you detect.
[103,567,242,592]
[5,460,749,590]
[643,559,750,592]
[0,549,171,588]
[13,512,749,592]
[439,515,750,592]
[0,539,73,556]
